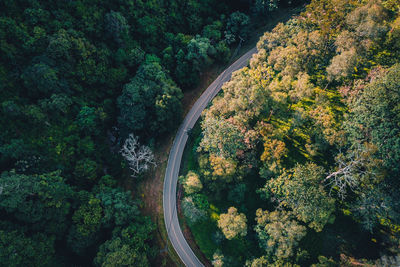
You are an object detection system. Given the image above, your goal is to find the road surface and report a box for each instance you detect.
[163,47,258,267]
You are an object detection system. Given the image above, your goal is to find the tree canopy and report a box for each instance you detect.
[180,0,400,265]
[0,0,255,263]
[217,207,248,240]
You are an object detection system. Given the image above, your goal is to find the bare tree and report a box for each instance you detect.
[376,255,400,267]
[325,144,379,199]
[325,152,361,199]
[120,134,155,178]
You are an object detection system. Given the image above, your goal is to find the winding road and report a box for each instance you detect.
[163,46,258,267]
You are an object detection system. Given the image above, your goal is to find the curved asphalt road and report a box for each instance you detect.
[163,46,258,267]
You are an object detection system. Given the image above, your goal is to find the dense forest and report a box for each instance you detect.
[0,0,299,266]
[179,0,400,266]
[2,0,399,266]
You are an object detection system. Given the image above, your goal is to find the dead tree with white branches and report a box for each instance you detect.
[324,144,380,200]
[121,134,156,178]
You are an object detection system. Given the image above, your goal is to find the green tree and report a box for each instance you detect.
[255,209,307,259]
[175,49,199,88]
[0,138,27,165]
[182,196,207,224]
[104,11,129,45]
[96,188,141,227]
[217,207,247,240]
[225,12,250,44]
[0,171,73,236]
[72,197,103,237]
[74,158,98,181]
[67,195,103,255]
[253,0,280,15]
[94,218,155,267]
[263,163,336,232]
[351,186,400,232]
[199,116,246,158]
[212,250,225,267]
[202,21,223,43]
[127,47,145,68]
[0,230,55,267]
[179,171,203,194]
[228,183,247,205]
[326,49,358,81]
[346,64,400,177]
[22,63,60,96]
[77,106,99,134]
[39,93,73,115]
[186,35,214,72]
[46,29,76,61]
[117,60,183,137]
[215,41,231,63]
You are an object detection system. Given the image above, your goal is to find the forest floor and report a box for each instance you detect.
[134,7,302,267]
